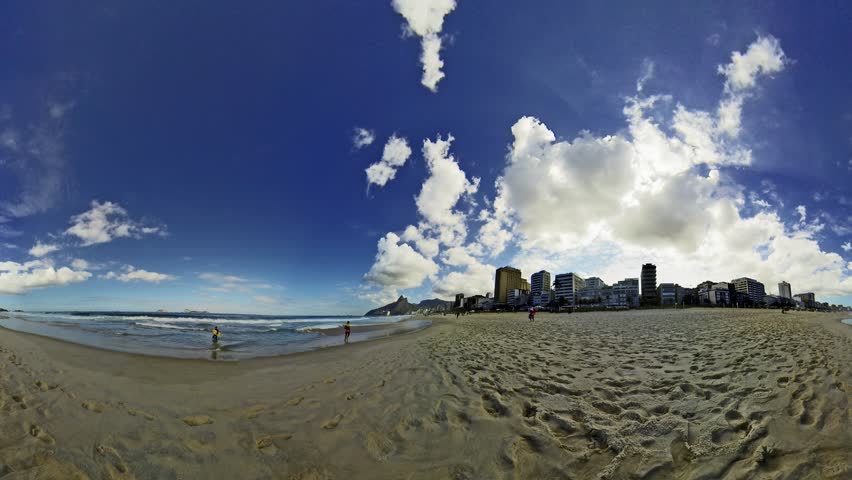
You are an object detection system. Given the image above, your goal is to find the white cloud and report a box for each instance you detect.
[363,232,439,290]
[28,241,60,257]
[795,205,807,223]
[65,200,164,246]
[718,35,786,93]
[71,258,89,270]
[0,260,91,294]
[414,134,479,246]
[842,242,851,252]
[102,265,174,283]
[636,58,655,93]
[366,135,412,188]
[391,0,457,92]
[352,127,376,149]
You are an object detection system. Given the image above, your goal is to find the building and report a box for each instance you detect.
[778,281,792,299]
[764,295,781,306]
[530,270,551,298]
[658,283,677,305]
[507,289,528,307]
[610,278,639,308]
[494,266,523,304]
[676,286,696,305]
[453,293,465,309]
[464,295,488,310]
[521,278,530,292]
[794,292,816,309]
[641,264,657,306]
[533,290,553,308]
[554,273,585,307]
[577,277,609,305]
[731,277,766,304]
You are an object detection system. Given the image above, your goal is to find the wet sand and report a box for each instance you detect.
[0,309,849,479]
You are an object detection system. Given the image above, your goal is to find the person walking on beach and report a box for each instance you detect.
[528,307,536,322]
[211,326,221,343]
[344,321,351,344]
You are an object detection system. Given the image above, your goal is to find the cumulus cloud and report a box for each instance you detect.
[65,200,164,246]
[392,0,457,92]
[716,34,787,137]
[28,241,60,257]
[102,265,174,283]
[70,258,89,270]
[366,135,412,188]
[0,259,91,294]
[796,205,807,223]
[842,242,851,252]
[352,127,375,149]
[364,232,439,290]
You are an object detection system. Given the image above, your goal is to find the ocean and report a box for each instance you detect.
[0,311,429,360]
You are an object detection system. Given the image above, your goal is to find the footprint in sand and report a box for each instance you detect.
[82,401,106,413]
[321,414,343,430]
[182,415,214,426]
[95,444,131,477]
[29,424,55,444]
[256,433,293,454]
[287,396,304,406]
[127,409,155,421]
[365,432,397,461]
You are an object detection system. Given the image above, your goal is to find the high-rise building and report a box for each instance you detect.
[521,278,530,292]
[453,293,465,309]
[641,264,657,305]
[778,281,792,299]
[731,277,766,304]
[794,292,816,308]
[494,266,523,304]
[530,270,551,298]
[554,272,585,306]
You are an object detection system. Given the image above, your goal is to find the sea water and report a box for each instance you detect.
[842,318,852,326]
[0,311,428,360]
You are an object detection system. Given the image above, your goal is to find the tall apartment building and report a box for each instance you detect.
[731,277,766,304]
[453,293,465,309]
[778,281,792,299]
[521,278,530,292]
[530,270,551,298]
[641,264,657,305]
[494,266,523,304]
[554,272,585,306]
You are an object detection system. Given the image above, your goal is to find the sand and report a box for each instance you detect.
[0,309,849,479]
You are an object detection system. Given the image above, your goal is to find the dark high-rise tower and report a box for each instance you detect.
[641,263,657,306]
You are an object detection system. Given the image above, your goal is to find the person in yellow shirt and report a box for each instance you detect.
[211,326,220,343]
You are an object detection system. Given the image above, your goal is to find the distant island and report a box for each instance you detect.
[364,296,452,316]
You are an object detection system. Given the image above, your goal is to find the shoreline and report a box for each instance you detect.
[0,314,433,362]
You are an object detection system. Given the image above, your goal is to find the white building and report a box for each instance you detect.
[507,289,529,307]
[554,273,585,306]
[778,281,791,299]
[609,278,639,308]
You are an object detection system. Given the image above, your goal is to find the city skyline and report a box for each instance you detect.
[2,2,852,314]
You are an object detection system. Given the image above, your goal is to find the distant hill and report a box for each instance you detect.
[364,296,452,316]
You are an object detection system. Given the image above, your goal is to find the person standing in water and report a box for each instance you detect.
[211,326,221,343]
[344,321,351,344]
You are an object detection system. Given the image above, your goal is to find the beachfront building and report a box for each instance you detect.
[533,290,553,308]
[731,277,767,304]
[521,278,530,293]
[530,270,551,298]
[677,286,697,305]
[494,266,523,304]
[507,289,528,308]
[697,282,731,306]
[453,293,465,309]
[577,277,609,305]
[641,264,657,306]
[764,295,781,306]
[658,283,677,305]
[554,272,585,307]
[778,281,792,299]
[794,292,816,309]
[610,278,640,308]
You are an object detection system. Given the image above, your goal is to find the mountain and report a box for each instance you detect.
[364,296,453,316]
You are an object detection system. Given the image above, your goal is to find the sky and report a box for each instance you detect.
[1,1,852,315]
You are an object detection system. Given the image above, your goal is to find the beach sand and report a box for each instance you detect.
[0,309,849,479]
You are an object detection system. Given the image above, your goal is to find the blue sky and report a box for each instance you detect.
[1,1,851,314]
